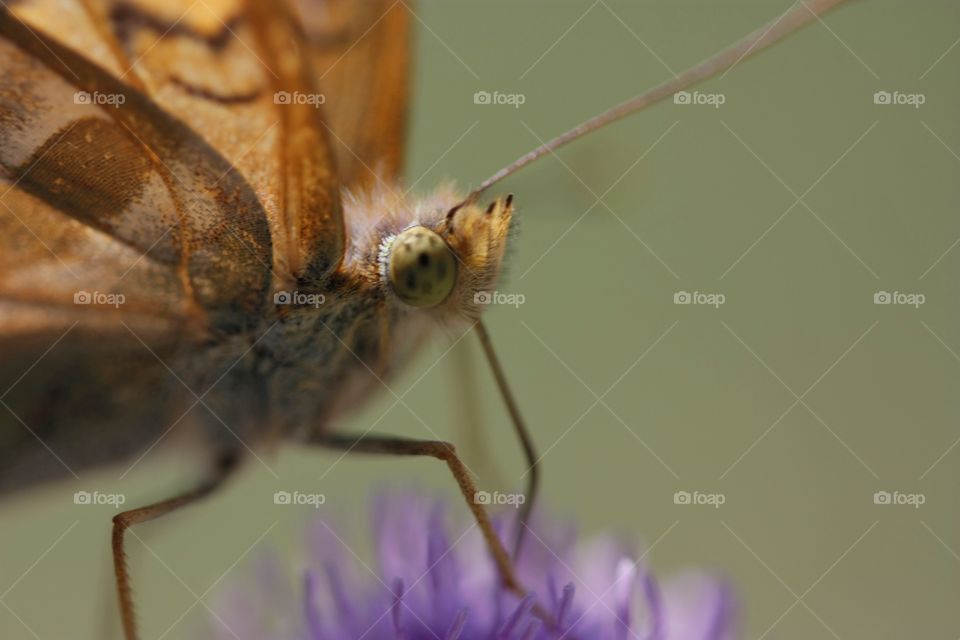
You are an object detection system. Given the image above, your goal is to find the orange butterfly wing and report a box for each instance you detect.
[0,0,355,489]
[298,0,412,190]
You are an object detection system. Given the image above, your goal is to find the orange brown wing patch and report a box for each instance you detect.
[298,0,412,191]
[0,8,273,329]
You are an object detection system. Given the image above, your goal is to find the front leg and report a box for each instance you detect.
[311,432,528,596]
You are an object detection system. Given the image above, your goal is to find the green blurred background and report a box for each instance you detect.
[1,1,958,638]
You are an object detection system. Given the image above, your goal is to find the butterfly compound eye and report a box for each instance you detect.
[387,226,458,308]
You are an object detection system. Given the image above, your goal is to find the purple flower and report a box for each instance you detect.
[209,490,736,640]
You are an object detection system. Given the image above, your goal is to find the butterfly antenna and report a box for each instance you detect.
[475,320,539,559]
[467,0,850,201]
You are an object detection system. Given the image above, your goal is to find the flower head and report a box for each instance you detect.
[210,490,736,640]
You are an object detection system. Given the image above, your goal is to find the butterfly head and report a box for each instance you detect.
[384,226,457,307]
[377,192,514,319]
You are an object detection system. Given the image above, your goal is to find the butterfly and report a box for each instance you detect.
[0,0,848,637]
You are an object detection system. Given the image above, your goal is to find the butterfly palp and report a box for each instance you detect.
[385,226,458,307]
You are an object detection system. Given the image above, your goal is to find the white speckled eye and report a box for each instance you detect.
[387,226,457,307]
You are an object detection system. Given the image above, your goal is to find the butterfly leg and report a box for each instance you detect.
[111,451,240,640]
[474,320,540,560]
[312,432,526,595]
[451,339,509,487]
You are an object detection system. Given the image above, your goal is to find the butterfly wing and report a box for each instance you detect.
[298,0,412,190]
[1,3,278,323]
[0,2,310,488]
[10,0,348,283]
